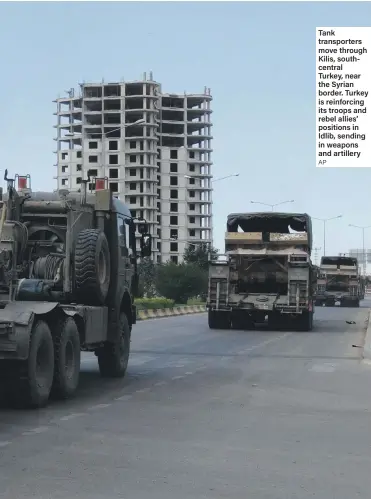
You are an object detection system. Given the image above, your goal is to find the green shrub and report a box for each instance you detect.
[186,297,206,306]
[135,297,175,310]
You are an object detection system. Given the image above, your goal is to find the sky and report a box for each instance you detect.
[0,1,371,262]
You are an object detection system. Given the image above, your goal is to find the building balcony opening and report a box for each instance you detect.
[84,87,102,99]
[104,99,121,111]
[125,99,143,110]
[162,110,184,122]
[126,84,143,96]
[104,85,121,97]
[162,97,184,109]
[161,123,184,135]
[162,136,184,148]
[85,114,102,126]
[84,101,102,112]
[104,113,121,125]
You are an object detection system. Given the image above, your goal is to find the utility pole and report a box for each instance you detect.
[312,215,342,256]
[349,224,371,277]
[313,247,321,266]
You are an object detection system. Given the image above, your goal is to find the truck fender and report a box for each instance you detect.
[0,301,59,360]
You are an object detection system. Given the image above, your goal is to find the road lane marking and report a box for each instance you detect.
[129,355,156,366]
[0,441,11,447]
[89,403,111,410]
[171,375,185,380]
[154,381,167,386]
[114,394,132,401]
[22,426,49,436]
[309,363,337,373]
[59,413,86,421]
[136,387,151,393]
[185,372,193,375]
[240,332,293,354]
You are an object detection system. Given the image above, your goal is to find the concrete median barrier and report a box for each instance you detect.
[137,304,206,321]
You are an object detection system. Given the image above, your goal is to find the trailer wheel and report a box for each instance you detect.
[74,229,111,306]
[51,317,81,399]
[97,312,131,378]
[13,320,54,409]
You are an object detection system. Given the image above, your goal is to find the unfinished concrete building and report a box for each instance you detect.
[54,73,213,263]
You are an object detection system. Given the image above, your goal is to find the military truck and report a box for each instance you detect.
[207,212,315,331]
[315,256,361,307]
[0,171,152,408]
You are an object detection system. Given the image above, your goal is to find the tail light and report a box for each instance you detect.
[93,177,108,190]
[15,174,31,191]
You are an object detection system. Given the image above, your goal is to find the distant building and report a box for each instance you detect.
[54,73,213,263]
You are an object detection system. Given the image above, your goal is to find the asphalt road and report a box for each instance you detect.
[1,302,371,499]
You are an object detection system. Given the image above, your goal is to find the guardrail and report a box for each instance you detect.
[137,305,206,321]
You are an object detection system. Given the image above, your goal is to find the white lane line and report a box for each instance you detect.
[309,363,337,373]
[136,387,151,394]
[60,413,86,421]
[185,372,193,375]
[154,381,167,386]
[89,403,111,410]
[129,356,156,366]
[22,426,49,436]
[240,332,293,354]
[114,394,132,401]
[171,375,185,380]
[195,365,207,371]
[0,441,11,448]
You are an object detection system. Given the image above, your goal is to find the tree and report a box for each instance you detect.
[155,262,208,304]
[137,258,157,298]
[183,243,219,271]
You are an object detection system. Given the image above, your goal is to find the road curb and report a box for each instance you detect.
[363,309,371,361]
[137,305,206,321]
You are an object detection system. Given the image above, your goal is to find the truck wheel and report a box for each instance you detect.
[51,317,81,399]
[74,229,111,306]
[97,312,130,378]
[14,320,54,409]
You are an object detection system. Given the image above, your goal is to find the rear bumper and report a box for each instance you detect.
[207,304,311,314]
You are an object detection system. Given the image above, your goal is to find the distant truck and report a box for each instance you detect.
[206,212,316,331]
[315,256,362,307]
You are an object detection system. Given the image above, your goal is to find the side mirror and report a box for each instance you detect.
[140,233,152,257]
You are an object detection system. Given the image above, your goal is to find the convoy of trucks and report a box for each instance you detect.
[206,212,316,331]
[0,170,366,410]
[0,171,151,408]
[315,255,362,307]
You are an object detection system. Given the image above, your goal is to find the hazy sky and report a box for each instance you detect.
[0,1,370,259]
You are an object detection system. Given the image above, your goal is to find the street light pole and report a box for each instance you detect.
[348,224,371,276]
[312,215,342,257]
[250,199,294,211]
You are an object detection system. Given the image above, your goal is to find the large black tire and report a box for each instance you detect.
[74,229,111,306]
[51,317,81,400]
[13,320,54,409]
[208,310,231,330]
[97,312,131,378]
